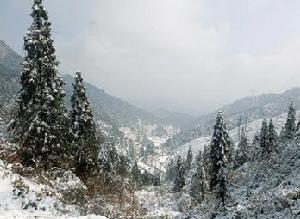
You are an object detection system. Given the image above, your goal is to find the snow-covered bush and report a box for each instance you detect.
[46,168,87,206]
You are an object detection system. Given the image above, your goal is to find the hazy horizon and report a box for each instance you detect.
[2,0,300,115]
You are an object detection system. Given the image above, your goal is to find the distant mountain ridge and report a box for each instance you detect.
[0,40,22,78]
[193,87,300,129]
[63,74,159,127]
[0,40,187,130]
[152,108,196,129]
[0,41,22,120]
[164,87,300,150]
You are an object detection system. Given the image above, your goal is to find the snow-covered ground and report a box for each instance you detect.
[119,122,179,172]
[0,213,106,219]
[0,160,107,219]
[119,122,179,150]
[136,185,187,218]
[172,111,295,158]
[137,131,300,218]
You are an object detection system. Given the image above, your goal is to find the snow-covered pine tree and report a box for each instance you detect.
[173,156,186,192]
[250,131,261,162]
[190,150,205,203]
[284,103,296,139]
[236,127,249,166]
[153,173,161,186]
[279,126,285,141]
[14,0,67,168]
[185,146,193,171]
[131,161,142,186]
[165,158,177,181]
[216,164,227,206]
[98,142,112,174]
[260,119,269,158]
[209,111,232,205]
[209,112,231,188]
[202,144,211,193]
[268,119,278,154]
[145,141,155,157]
[115,154,130,177]
[70,71,99,177]
[252,131,260,146]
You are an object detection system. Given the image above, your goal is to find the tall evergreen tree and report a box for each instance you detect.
[98,142,114,175]
[13,0,67,168]
[210,112,231,188]
[173,156,185,192]
[140,135,155,158]
[190,150,205,203]
[185,146,193,171]
[202,145,211,193]
[131,161,142,186]
[216,163,227,206]
[115,154,130,177]
[260,119,269,158]
[250,131,261,161]
[236,127,249,166]
[165,158,177,181]
[284,103,297,139]
[279,126,286,141]
[70,72,99,177]
[268,119,278,154]
[210,111,231,205]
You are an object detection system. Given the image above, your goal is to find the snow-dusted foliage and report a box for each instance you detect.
[190,150,205,203]
[135,105,300,218]
[12,0,67,168]
[70,72,98,178]
[284,103,297,139]
[235,127,249,166]
[209,111,233,205]
[173,156,185,192]
[0,159,109,218]
[185,145,193,171]
[260,119,269,158]
[131,161,142,185]
[268,119,278,154]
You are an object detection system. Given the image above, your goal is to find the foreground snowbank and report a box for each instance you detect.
[0,160,107,219]
[0,212,107,219]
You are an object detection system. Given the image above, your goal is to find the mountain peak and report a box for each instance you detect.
[0,40,22,76]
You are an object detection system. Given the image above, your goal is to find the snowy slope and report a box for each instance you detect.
[118,122,178,158]
[0,40,22,78]
[0,160,107,219]
[188,136,300,218]
[165,88,300,151]
[172,111,294,158]
[137,112,300,218]
[136,185,186,218]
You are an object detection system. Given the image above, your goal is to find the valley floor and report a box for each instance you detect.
[136,185,186,218]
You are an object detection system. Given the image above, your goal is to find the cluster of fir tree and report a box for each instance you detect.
[9,0,121,180]
[184,103,299,208]
[280,103,299,140]
[131,161,161,187]
[235,102,298,167]
[165,145,194,183]
[169,111,233,207]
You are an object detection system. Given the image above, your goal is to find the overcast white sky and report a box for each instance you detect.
[1,0,300,115]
